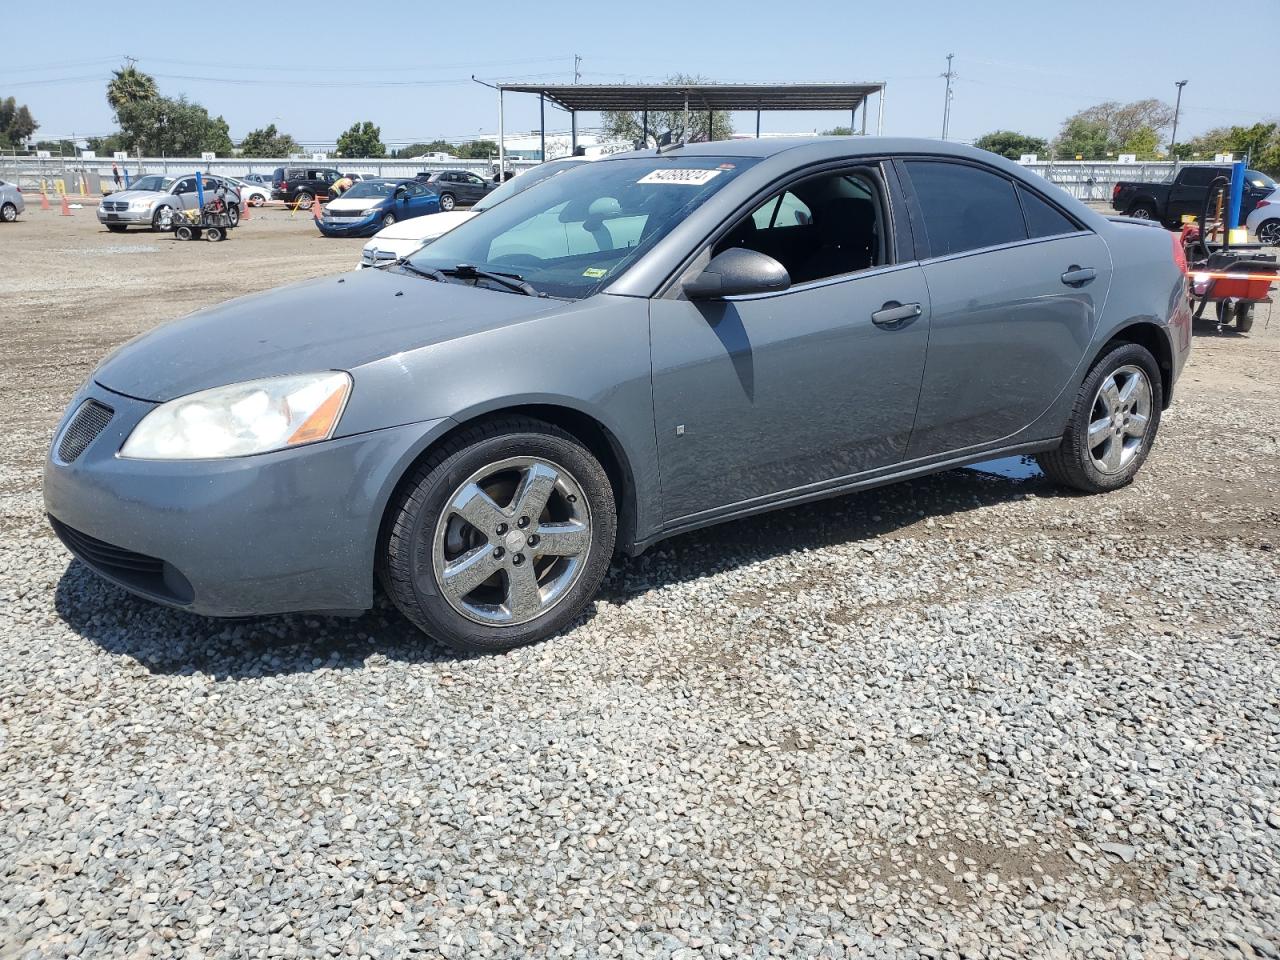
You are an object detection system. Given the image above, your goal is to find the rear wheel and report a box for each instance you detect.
[174,224,194,241]
[438,192,456,212]
[1257,219,1280,246]
[1127,203,1156,221]
[1235,302,1254,333]
[379,417,617,653]
[1,202,16,222]
[250,194,265,207]
[1036,343,1162,493]
[226,205,239,227]
[204,225,225,242]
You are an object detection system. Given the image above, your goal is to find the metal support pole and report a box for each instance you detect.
[571,111,577,154]
[641,105,647,149]
[876,84,885,136]
[539,94,545,162]
[683,93,689,143]
[860,98,867,135]
[756,109,761,138]
[707,109,713,143]
[1170,80,1187,173]
[497,87,505,179]
[851,109,855,133]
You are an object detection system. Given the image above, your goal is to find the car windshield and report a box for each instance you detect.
[473,160,587,213]
[1247,170,1276,191]
[130,175,168,192]
[344,180,399,199]
[407,156,756,299]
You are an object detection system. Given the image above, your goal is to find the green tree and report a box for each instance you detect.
[238,123,301,158]
[973,130,1047,160]
[1053,117,1114,160]
[106,64,158,117]
[1170,123,1280,174]
[394,140,456,158]
[454,139,498,159]
[336,121,386,158]
[1120,126,1160,159]
[86,132,130,155]
[822,126,854,136]
[0,96,39,148]
[118,96,233,155]
[601,74,734,147]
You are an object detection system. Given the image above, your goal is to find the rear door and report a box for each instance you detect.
[898,158,1113,459]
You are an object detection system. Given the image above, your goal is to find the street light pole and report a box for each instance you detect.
[940,54,955,140]
[1169,80,1188,171]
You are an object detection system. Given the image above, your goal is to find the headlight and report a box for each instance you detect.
[120,372,351,460]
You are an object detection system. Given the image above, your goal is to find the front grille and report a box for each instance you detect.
[56,400,114,463]
[104,201,127,211]
[50,517,194,604]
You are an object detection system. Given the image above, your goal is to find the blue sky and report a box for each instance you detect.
[5,0,1273,149]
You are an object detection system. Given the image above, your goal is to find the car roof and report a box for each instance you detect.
[601,135,1015,165]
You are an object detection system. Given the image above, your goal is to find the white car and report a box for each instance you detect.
[227,177,271,206]
[359,158,590,267]
[1247,189,1279,246]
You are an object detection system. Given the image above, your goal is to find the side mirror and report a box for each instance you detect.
[683,248,790,300]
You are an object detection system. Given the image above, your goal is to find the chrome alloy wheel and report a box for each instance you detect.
[1088,364,1152,474]
[430,457,592,626]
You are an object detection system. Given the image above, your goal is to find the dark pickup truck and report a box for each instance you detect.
[1112,164,1276,227]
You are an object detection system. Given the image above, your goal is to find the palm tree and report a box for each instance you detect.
[107,65,158,116]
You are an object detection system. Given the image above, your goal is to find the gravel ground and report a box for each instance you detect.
[2,209,1279,959]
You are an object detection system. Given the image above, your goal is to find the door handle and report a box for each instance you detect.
[871,301,923,329]
[1061,266,1096,287]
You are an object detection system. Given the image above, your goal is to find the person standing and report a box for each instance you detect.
[111,162,121,189]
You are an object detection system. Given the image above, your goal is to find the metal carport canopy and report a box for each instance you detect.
[492,82,887,173]
[498,82,885,114]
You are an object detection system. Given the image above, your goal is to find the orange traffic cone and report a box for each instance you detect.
[312,196,323,221]
[40,191,50,211]
[241,194,251,221]
[60,194,72,216]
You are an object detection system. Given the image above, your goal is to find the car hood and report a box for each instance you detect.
[370,209,475,243]
[102,189,163,204]
[326,195,383,214]
[92,267,566,402]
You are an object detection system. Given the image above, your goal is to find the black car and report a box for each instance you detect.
[271,166,341,209]
[413,169,497,211]
[1112,165,1276,227]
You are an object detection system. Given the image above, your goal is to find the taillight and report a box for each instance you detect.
[1112,183,1122,199]
[1170,230,1188,276]
[15,186,21,193]
[1258,199,1271,209]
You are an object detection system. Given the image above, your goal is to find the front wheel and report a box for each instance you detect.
[381,212,397,228]
[226,205,239,227]
[438,192,456,212]
[296,192,314,210]
[1257,219,1280,246]
[1235,303,1254,333]
[1,202,16,223]
[204,225,225,242]
[152,206,174,231]
[378,417,617,653]
[1036,343,1162,493]
[250,194,265,207]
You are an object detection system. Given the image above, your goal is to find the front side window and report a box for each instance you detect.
[407,156,756,299]
[1179,167,1217,187]
[1019,186,1078,238]
[173,178,196,194]
[342,180,399,199]
[904,160,1026,257]
[715,168,885,284]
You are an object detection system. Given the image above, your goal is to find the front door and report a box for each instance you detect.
[898,159,1114,459]
[1168,165,1219,225]
[650,164,931,524]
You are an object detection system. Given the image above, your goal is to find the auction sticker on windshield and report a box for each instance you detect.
[637,169,722,186]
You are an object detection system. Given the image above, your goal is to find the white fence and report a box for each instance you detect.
[0,155,541,193]
[1020,160,1187,201]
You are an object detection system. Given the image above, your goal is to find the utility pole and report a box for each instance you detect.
[940,54,955,140]
[570,55,582,155]
[1169,80,1188,171]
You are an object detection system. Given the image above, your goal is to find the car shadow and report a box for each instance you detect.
[54,457,1061,680]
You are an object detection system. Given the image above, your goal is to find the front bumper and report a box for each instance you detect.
[44,383,446,617]
[360,236,427,267]
[317,215,381,238]
[97,207,154,225]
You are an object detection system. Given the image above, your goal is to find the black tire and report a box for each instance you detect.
[378,416,617,653]
[381,212,397,227]
[438,192,456,212]
[1257,219,1280,247]
[1035,342,1163,493]
[205,226,224,242]
[250,195,265,207]
[105,224,128,233]
[1127,203,1156,221]
[226,205,239,227]
[1,202,16,223]
[1235,303,1254,333]
[151,206,173,231]
[174,224,194,241]
[296,192,314,210]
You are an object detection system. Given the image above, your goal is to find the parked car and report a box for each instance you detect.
[414,169,497,210]
[360,158,589,267]
[0,179,24,222]
[227,176,270,206]
[1245,191,1280,245]
[271,166,340,208]
[96,174,244,232]
[240,173,273,187]
[1112,164,1277,227]
[316,179,440,238]
[46,137,1191,654]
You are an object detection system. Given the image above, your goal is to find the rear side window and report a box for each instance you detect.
[1178,167,1219,187]
[1019,186,1078,238]
[904,160,1026,257]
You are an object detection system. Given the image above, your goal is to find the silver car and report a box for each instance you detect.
[0,178,25,222]
[97,174,244,231]
[1246,189,1279,245]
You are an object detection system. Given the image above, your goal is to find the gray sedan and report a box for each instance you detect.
[46,137,1192,653]
[0,178,25,222]
[96,173,244,231]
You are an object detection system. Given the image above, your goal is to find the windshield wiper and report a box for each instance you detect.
[377,257,447,282]
[443,263,543,297]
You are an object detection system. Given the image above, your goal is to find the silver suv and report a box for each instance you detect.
[96,174,244,232]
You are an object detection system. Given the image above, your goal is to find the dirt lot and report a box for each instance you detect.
[1,208,1279,958]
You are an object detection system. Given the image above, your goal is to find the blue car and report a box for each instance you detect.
[316,178,439,238]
